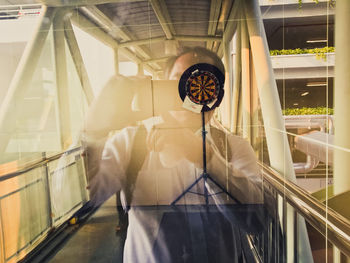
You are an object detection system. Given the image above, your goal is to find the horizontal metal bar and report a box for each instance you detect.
[0,178,42,200]
[39,0,143,7]
[260,163,350,257]
[143,56,173,64]
[119,37,166,48]
[0,147,82,182]
[6,227,50,262]
[174,35,222,42]
[49,162,77,176]
[0,4,42,9]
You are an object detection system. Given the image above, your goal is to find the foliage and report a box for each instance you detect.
[282,107,334,115]
[298,0,335,9]
[270,47,334,60]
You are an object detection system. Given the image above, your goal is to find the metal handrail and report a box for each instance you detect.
[0,146,82,182]
[260,163,350,257]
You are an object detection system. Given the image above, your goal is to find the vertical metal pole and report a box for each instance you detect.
[0,200,5,263]
[53,9,72,150]
[244,0,295,182]
[222,34,232,128]
[231,20,241,134]
[241,18,251,143]
[137,63,144,76]
[0,6,56,153]
[294,212,299,263]
[244,1,313,262]
[201,111,209,205]
[114,48,119,75]
[43,153,53,228]
[334,0,350,196]
[332,1,350,262]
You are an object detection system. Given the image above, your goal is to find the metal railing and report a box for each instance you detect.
[260,162,350,261]
[0,146,88,263]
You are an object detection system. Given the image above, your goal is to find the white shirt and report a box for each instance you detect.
[90,125,263,263]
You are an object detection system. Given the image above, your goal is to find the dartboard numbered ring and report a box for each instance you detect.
[178,63,225,112]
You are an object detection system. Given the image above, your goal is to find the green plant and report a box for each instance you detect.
[270,47,335,60]
[298,0,335,9]
[282,107,334,115]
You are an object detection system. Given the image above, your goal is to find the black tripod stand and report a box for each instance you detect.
[171,111,239,205]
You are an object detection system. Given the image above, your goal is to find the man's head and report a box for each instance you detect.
[166,46,225,80]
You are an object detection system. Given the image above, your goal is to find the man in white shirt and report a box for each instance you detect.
[86,47,264,263]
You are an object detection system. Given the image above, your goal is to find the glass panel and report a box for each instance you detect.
[0,166,50,262]
[0,26,61,165]
[49,154,86,226]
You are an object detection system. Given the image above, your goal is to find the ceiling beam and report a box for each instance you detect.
[175,35,222,42]
[119,35,222,48]
[119,37,166,48]
[39,0,143,7]
[143,56,173,64]
[149,0,175,39]
[81,6,162,70]
[70,10,156,75]
[207,0,223,50]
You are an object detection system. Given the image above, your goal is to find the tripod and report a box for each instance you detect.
[171,111,239,206]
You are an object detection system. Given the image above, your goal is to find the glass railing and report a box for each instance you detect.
[0,147,88,263]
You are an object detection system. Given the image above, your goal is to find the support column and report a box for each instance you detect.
[231,20,241,134]
[334,0,350,196]
[334,2,350,261]
[241,19,251,143]
[222,34,232,129]
[53,9,72,150]
[244,0,313,262]
[137,63,144,76]
[244,0,295,181]
[114,48,119,75]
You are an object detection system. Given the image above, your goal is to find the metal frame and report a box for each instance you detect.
[207,0,223,50]
[64,18,94,105]
[149,0,175,40]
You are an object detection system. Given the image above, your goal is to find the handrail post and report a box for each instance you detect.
[42,152,53,228]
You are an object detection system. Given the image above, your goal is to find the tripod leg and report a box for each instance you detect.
[171,174,204,205]
[204,175,209,205]
[207,176,241,204]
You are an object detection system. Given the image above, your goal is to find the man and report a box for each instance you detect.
[86,47,263,262]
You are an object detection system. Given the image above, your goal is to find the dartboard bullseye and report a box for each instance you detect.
[178,63,225,112]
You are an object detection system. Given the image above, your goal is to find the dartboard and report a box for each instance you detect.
[178,63,225,112]
[186,70,219,105]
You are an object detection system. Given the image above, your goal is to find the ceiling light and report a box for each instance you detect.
[306,82,327,87]
[306,39,328,44]
[301,91,309,96]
